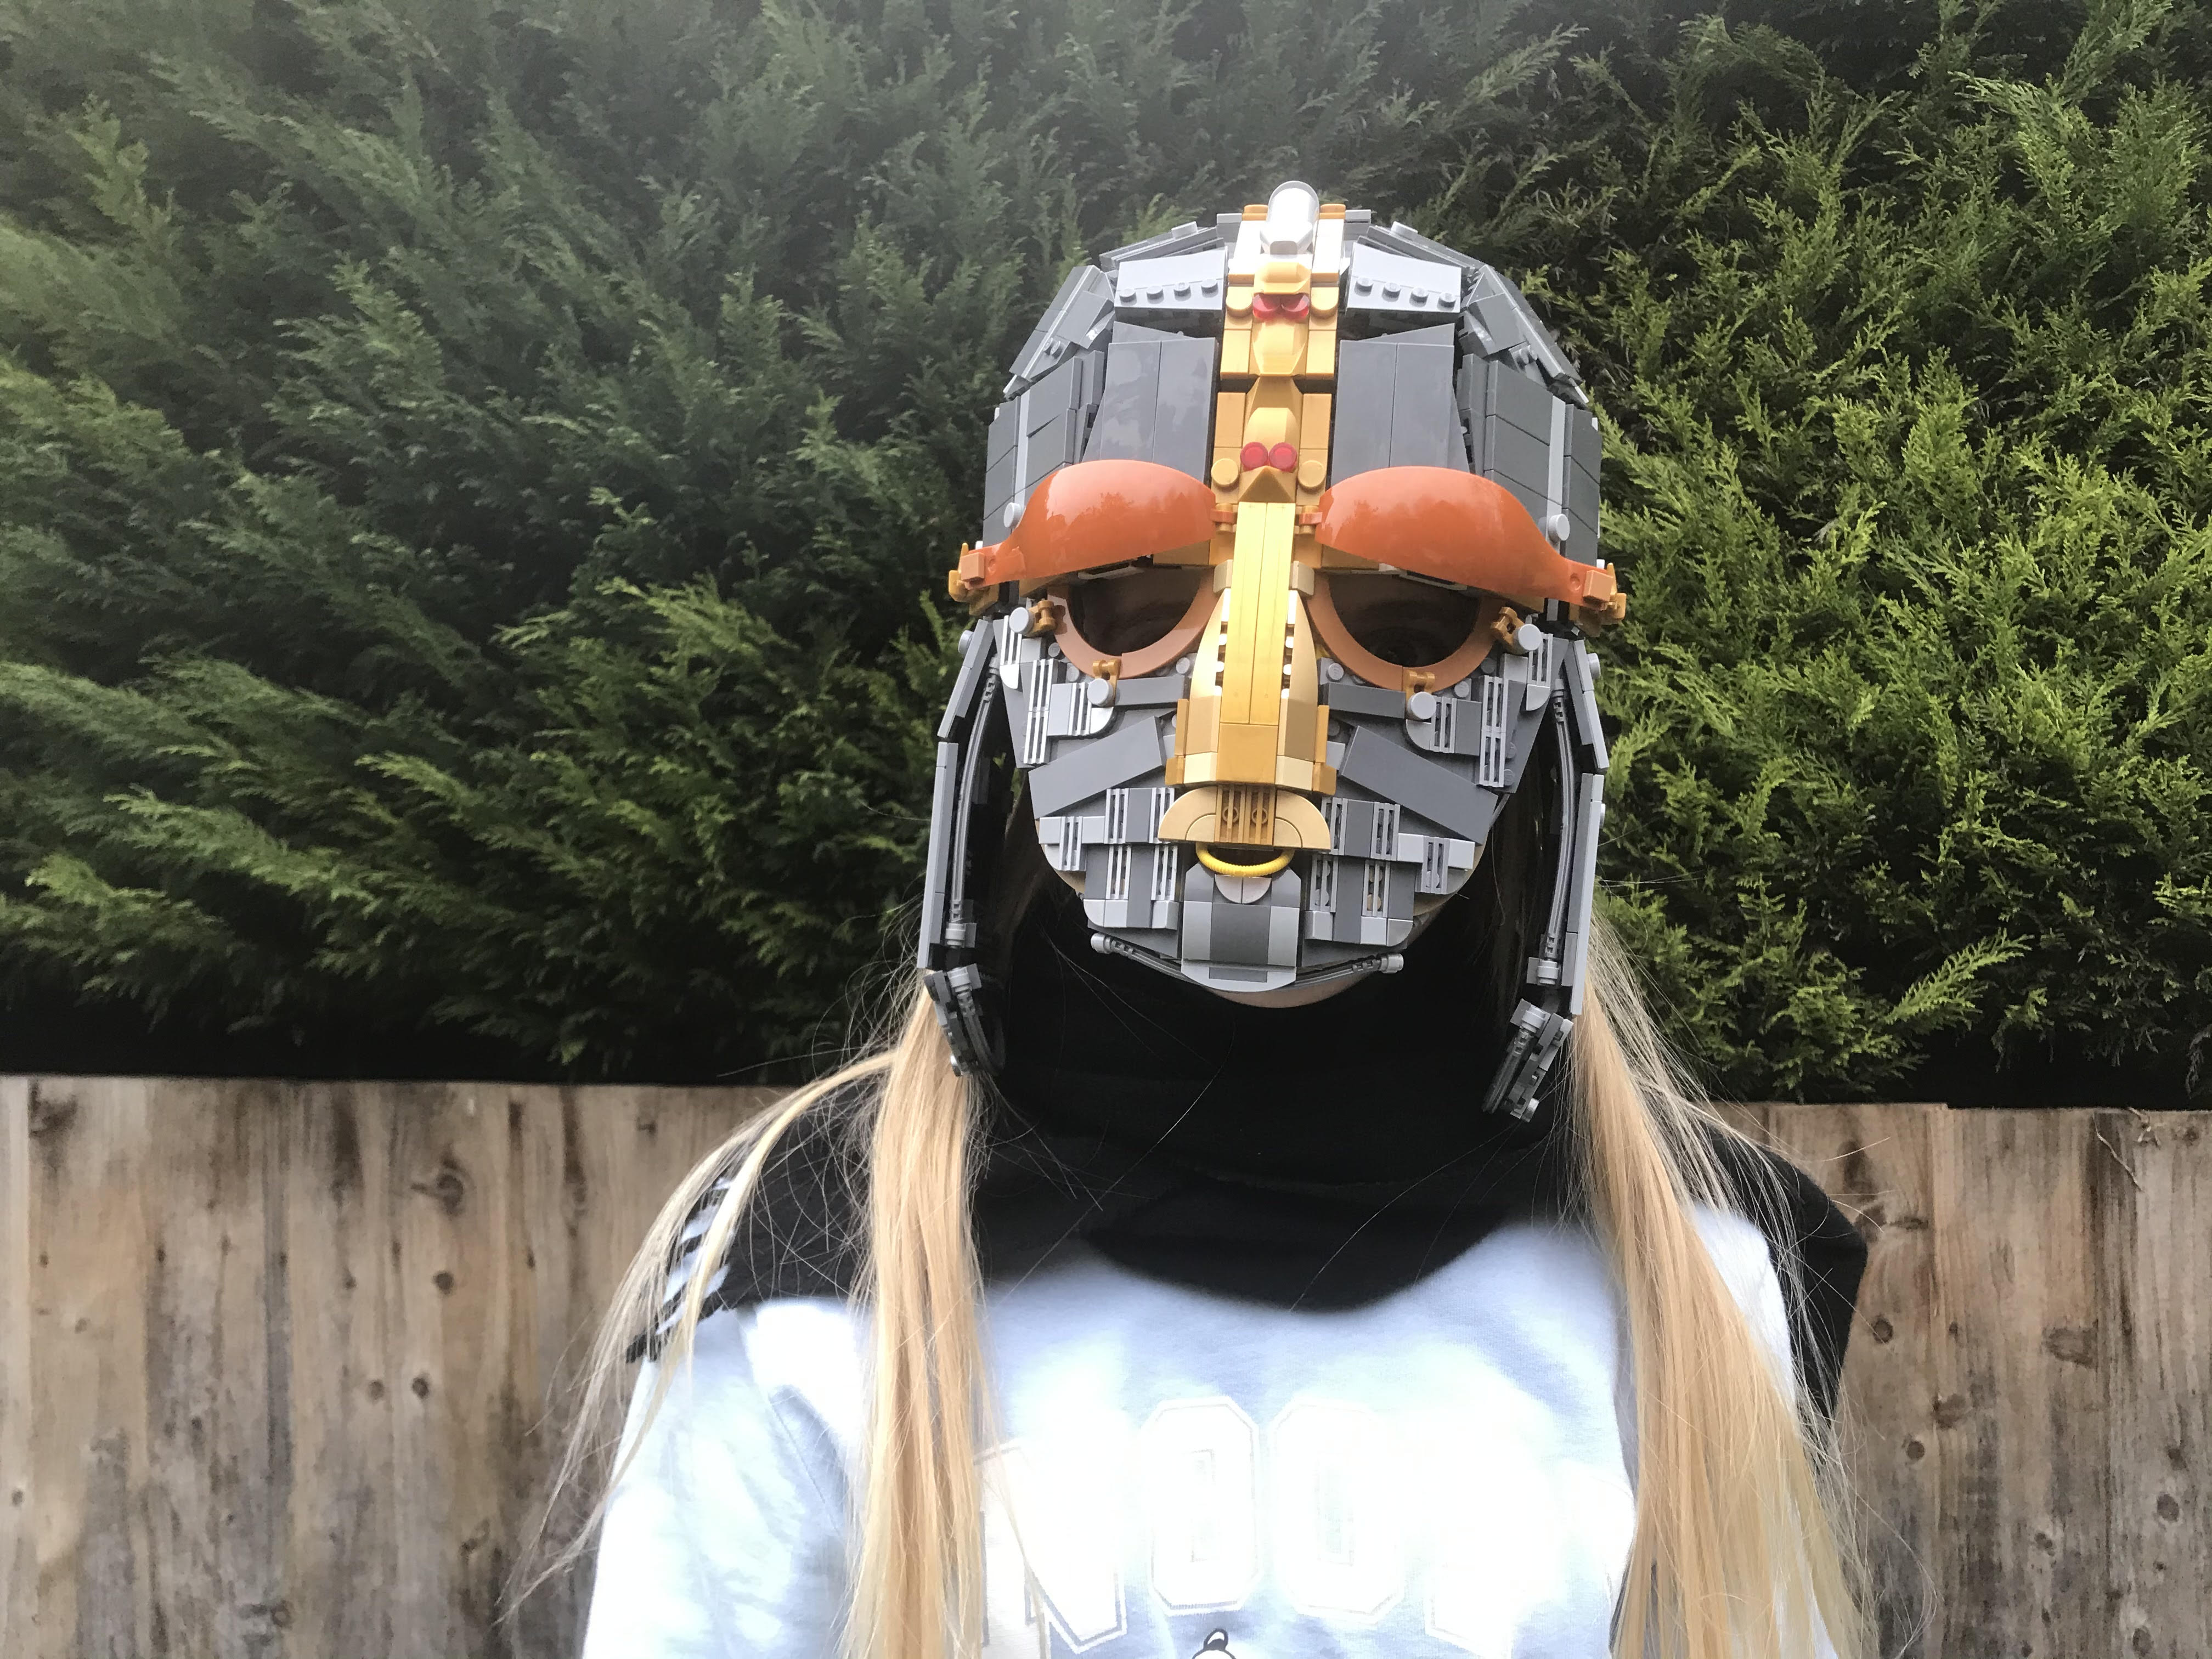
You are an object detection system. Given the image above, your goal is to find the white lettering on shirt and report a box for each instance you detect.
[1139,1397,1261,1612]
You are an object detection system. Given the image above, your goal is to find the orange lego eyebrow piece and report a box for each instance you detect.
[1312,466,1620,613]
[956,459,1217,593]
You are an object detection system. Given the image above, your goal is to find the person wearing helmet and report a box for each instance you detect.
[560,184,1869,1659]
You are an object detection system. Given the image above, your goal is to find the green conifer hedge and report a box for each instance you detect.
[1,0,2207,1098]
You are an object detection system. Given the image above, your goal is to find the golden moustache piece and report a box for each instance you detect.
[950,199,1624,861]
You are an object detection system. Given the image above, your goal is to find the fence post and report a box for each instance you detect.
[2,1077,32,1655]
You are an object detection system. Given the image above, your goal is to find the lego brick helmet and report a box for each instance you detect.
[921,182,1624,1117]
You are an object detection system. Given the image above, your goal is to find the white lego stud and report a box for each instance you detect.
[1263,180,1321,256]
[1544,511,1571,543]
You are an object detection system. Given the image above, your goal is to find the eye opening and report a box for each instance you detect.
[1307,567,1503,690]
[1321,571,1485,667]
[1063,562,1210,657]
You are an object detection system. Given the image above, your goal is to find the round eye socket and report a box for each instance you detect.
[1324,573,1483,667]
[1066,565,1209,656]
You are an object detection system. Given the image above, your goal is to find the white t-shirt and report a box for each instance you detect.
[580,1210,1793,1659]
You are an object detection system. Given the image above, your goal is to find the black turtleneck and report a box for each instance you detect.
[983,883,1579,1308]
[674,882,1866,1418]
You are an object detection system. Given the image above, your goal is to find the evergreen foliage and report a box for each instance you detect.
[1431,2,2212,1096]
[1,0,2206,1097]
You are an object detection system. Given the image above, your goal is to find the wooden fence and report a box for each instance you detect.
[1,1079,2205,1658]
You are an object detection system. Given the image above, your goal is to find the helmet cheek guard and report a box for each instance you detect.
[921,183,1623,1118]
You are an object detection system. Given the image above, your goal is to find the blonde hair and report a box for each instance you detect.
[535,918,1866,1659]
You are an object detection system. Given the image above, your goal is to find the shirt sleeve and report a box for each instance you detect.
[1684,1210,1843,1659]
[579,1304,854,1659]
[1615,1206,1800,1470]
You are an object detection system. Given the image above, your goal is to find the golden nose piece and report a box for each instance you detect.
[1158,783,1331,851]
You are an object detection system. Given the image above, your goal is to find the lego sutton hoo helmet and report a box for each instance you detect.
[921,182,1624,1117]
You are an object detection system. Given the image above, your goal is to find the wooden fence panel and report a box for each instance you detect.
[3,1082,2208,1658]
[2096,1108,2211,1659]
[1936,1113,2114,1658]
[0,1077,775,1659]
[2,1077,33,1658]
[1749,1102,1948,1659]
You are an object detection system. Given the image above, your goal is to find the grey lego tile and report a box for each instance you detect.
[1004,264,1114,395]
[1384,327,1462,471]
[1084,326,1218,480]
[1336,727,1496,842]
[1112,248,1228,314]
[1483,419,1551,502]
[1323,681,1406,719]
[1488,363,1558,443]
[1024,714,1169,818]
[1330,337,1397,481]
[1344,242,1463,318]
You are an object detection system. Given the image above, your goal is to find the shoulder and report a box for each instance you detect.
[1692,1138,1868,1418]
[584,1299,864,1659]
[1691,1204,1797,1372]
[630,1098,873,1364]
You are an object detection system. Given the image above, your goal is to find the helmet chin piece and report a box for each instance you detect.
[922,190,1617,1119]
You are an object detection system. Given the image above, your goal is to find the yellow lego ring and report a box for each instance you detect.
[1195,846,1294,879]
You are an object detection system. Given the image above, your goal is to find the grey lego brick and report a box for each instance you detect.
[1407,693,1494,759]
[1488,362,1558,443]
[1111,248,1229,315]
[934,624,998,743]
[1004,264,1115,395]
[1463,270,1531,363]
[1330,336,1397,480]
[1336,726,1496,842]
[1363,221,1482,274]
[1457,357,1488,472]
[1328,325,1462,481]
[1567,459,1601,548]
[1344,242,1462,319]
[1102,675,1190,709]
[1566,407,1601,549]
[1024,357,1084,459]
[1483,1001,1571,1118]
[923,962,998,1076]
[982,400,1020,540]
[1002,351,1101,525]
[1483,417,1551,504]
[1567,402,1601,483]
[1463,266,1583,397]
[1202,900,1275,967]
[916,739,963,969]
[1327,798,1394,859]
[1561,641,1609,774]
[1102,221,1224,269]
[1560,774,1606,1016]
[1024,713,1169,817]
[987,396,1019,470]
[1152,335,1217,475]
[1181,864,1304,973]
[1083,324,1217,481]
[1385,326,1462,471]
[1322,681,1406,719]
[1312,855,1415,947]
